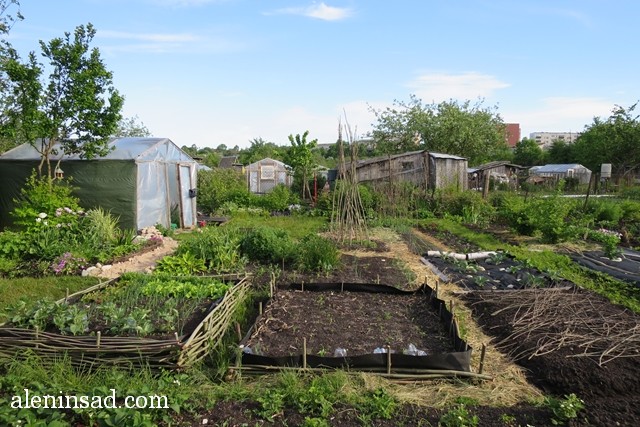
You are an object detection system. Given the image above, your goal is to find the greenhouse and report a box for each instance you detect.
[0,137,198,231]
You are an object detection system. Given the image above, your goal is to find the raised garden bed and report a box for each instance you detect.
[238,283,477,379]
[0,273,251,369]
[422,251,574,291]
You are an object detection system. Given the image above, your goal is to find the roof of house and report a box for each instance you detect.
[218,155,240,168]
[246,157,290,169]
[468,160,526,174]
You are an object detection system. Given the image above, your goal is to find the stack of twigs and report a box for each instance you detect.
[471,288,640,365]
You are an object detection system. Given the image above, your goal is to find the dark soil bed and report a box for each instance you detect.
[460,288,640,426]
[417,223,483,253]
[275,254,415,290]
[245,289,453,357]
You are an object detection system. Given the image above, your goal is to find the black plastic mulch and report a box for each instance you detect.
[569,248,640,287]
[424,253,574,291]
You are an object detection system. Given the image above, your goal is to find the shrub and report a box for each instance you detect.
[296,234,339,272]
[257,185,296,212]
[197,168,251,213]
[11,172,82,232]
[176,226,245,272]
[240,226,296,265]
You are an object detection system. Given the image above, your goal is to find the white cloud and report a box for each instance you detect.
[407,71,510,102]
[97,29,243,54]
[268,2,353,21]
[98,30,201,43]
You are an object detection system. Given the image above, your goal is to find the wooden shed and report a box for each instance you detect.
[246,157,292,194]
[342,150,467,191]
[468,160,526,190]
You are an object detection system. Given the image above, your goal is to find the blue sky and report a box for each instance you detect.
[7,0,640,148]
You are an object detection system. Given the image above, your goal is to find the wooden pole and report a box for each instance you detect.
[303,338,307,369]
[479,343,487,374]
[96,331,101,349]
[259,301,263,315]
[386,345,391,375]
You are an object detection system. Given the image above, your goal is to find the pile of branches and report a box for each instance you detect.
[468,289,640,366]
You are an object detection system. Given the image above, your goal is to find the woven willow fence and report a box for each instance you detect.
[0,274,251,369]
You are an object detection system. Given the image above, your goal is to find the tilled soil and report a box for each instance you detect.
[245,290,453,357]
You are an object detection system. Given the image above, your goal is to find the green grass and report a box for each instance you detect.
[0,276,102,308]
[228,214,328,239]
[424,218,640,313]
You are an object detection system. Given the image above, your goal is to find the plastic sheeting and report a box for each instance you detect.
[0,138,197,230]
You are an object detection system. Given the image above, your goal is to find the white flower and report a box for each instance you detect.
[43,221,48,226]
[36,217,42,223]
[56,223,62,228]
[38,212,48,219]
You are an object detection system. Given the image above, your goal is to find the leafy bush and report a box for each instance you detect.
[439,404,479,427]
[155,252,208,276]
[197,168,252,213]
[177,226,245,272]
[11,172,82,232]
[296,234,339,272]
[257,184,297,212]
[240,226,296,265]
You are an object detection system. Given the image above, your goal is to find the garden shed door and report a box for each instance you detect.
[178,164,196,228]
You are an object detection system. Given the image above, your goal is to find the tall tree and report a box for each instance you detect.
[0,0,23,153]
[572,103,640,176]
[1,23,123,178]
[545,139,575,164]
[113,115,152,137]
[513,137,544,166]
[238,137,286,164]
[285,130,317,200]
[370,95,508,165]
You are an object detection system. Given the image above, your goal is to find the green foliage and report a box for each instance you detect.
[358,388,397,420]
[296,234,340,272]
[544,393,585,425]
[513,137,544,166]
[257,184,297,212]
[587,229,622,259]
[439,404,479,427]
[2,23,123,178]
[155,252,207,276]
[371,95,507,164]
[239,226,296,264]
[176,226,245,272]
[11,172,81,232]
[197,168,252,214]
[572,103,640,175]
[141,275,230,300]
[285,130,318,199]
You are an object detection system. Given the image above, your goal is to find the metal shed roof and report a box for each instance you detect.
[531,164,590,173]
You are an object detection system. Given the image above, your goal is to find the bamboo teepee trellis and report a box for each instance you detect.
[330,118,368,243]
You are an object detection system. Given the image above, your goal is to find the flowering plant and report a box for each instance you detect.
[50,252,88,275]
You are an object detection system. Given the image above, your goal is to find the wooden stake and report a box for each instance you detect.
[259,301,263,315]
[301,281,305,292]
[386,345,392,375]
[479,343,487,374]
[341,282,344,292]
[303,338,307,369]
[235,322,242,341]
[96,331,101,349]
[65,287,69,303]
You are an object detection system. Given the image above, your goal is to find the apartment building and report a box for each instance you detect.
[529,132,581,149]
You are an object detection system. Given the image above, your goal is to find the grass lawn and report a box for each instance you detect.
[227,213,328,239]
[0,276,102,309]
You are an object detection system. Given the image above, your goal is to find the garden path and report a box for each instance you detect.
[89,237,178,279]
